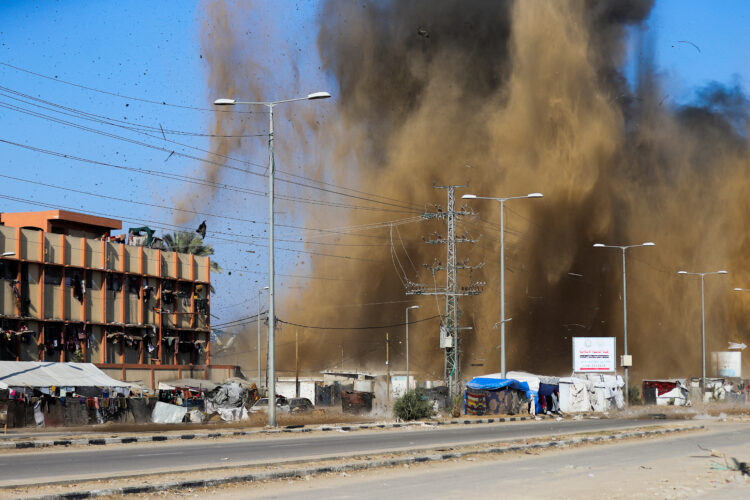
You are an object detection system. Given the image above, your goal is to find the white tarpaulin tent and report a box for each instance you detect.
[584,373,625,411]
[559,377,591,412]
[0,361,130,390]
[559,374,624,412]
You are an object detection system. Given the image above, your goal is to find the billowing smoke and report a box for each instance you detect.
[205,0,750,382]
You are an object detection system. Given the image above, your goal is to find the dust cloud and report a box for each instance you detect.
[204,0,750,383]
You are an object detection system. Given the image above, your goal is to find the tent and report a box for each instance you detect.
[465,377,530,415]
[584,373,624,411]
[0,361,130,392]
[558,377,591,412]
[506,371,561,414]
[642,379,690,406]
[559,374,624,412]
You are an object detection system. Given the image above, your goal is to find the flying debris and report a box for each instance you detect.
[676,40,701,52]
[196,220,207,239]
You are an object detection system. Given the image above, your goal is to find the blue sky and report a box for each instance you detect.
[0,0,748,331]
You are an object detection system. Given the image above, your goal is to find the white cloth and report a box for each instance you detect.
[151,401,188,423]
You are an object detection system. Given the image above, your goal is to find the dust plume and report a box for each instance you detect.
[205,0,750,383]
[172,0,269,226]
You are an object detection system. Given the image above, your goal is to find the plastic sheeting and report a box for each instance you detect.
[0,361,130,390]
[585,373,624,411]
[465,376,530,415]
[465,377,530,393]
[151,401,187,423]
[559,374,624,412]
[158,378,218,392]
[559,377,591,412]
[215,406,249,422]
[210,382,245,407]
[643,379,690,406]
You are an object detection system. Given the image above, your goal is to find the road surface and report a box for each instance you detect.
[0,418,668,486]
[211,422,750,499]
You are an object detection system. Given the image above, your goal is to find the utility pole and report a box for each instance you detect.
[295,329,299,398]
[258,286,268,392]
[406,184,484,399]
[386,332,391,402]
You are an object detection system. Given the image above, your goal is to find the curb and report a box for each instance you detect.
[27,424,703,499]
[0,415,549,450]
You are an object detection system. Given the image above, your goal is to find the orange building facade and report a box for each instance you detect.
[0,210,236,388]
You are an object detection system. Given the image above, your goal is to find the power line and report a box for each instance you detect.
[277,314,440,331]
[0,193,386,263]
[0,85,266,138]
[0,99,419,213]
[0,136,414,215]
[0,62,425,211]
[0,61,260,114]
[0,173,390,248]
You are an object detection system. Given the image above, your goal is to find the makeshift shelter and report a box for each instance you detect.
[0,361,144,428]
[558,377,591,413]
[158,378,218,392]
[584,373,624,411]
[643,379,690,406]
[559,374,624,412]
[506,371,560,414]
[0,361,130,393]
[464,377,529,415]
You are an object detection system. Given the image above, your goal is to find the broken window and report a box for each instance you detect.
[44,266,63,286]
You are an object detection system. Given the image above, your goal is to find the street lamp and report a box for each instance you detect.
[593,241,654,404]
[214,91,331,426]
[257,286,269,391]
[1,252,15,257]
[405,305,420,391]
[678,269,728,392]
[462,192,543,378]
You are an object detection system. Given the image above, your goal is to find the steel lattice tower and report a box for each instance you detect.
[406,184,484,398]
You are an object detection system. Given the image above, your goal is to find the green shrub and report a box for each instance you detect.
[393,389,435,421]
[628,385,641,405]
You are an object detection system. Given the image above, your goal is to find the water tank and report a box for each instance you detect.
[713,351,742,378]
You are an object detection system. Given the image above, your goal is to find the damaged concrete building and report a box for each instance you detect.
[0,209,239,389]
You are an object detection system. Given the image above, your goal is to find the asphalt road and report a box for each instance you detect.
[230,423,750,500]
[0,418,672,486]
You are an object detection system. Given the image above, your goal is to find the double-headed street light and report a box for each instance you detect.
[677,269,728,392]
[593,241,654,404]
[214,91,331,426]
[405,305,420,391]
[461,192,543,378]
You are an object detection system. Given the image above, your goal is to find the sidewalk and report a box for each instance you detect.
[0,414,552,450]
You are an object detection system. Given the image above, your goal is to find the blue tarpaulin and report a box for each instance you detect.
[465,377,531,415]
[465,378,530,392]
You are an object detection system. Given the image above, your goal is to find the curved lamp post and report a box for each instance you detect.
[214,91,330,426]
[461,192,543,378]
[593,242,654,403]
[678,269,728,392]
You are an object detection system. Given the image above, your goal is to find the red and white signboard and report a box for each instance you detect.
[572,337,616,372]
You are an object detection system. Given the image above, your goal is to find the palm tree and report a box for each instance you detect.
[162,231,223,274]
